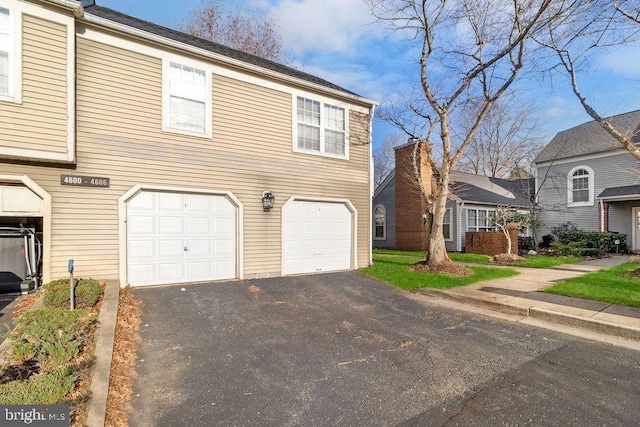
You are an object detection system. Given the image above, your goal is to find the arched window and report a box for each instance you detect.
[567,166,594,207]
[374,205,386,239]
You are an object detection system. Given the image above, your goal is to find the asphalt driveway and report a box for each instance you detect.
[130,272,640,426]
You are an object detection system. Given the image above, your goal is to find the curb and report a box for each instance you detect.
[86,280,120,427]
[529,307,640,341]
[414,288,640,341]
[415,288,529,317]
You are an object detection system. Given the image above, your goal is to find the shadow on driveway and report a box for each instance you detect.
[129,272,637,426]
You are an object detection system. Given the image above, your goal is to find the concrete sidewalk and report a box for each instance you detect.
[413,255,640,345]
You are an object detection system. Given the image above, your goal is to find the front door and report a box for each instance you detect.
[633,207,640,252]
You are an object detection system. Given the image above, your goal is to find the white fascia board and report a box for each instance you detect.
[80,13,376,109]
[534,147,630,168]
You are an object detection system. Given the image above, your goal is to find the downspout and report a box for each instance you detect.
[368,104,377,266]
[457,201,464,252]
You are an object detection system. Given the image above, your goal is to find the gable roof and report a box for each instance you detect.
[535,109,640,163]
[82,4,371,103]
[374,170,395,198]
[451,172,533,207]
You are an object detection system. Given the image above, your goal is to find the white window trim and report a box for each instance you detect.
[0,3,22,104]
[466,207,497,232]
[373,204,386,240]
[443,208,453,242]
[162,57,212,139]
[567,165,594,207]
[292,93,350,160]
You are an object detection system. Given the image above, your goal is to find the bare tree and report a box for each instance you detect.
[536,1,640,160]
[374,133,407,188]
[180,0,285,62]
[492,206,532,255]
[365,0,570,270]
[457,96,543,178]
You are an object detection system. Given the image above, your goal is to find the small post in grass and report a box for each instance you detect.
[68,259,75,310]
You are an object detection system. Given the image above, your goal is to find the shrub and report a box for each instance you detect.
[43,278,103,309]
[540,234,555,249]
[9,308,95,371]
[0,366,76,404]
[555,230,627,254]
[518,236,535,252]
[551,222,578,236]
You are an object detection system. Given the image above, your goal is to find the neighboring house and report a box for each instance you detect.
[534,109,640,251]
[373,143,533,252]
[0,0,375,289]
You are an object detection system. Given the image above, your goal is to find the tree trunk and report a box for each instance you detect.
[425,181,452,267]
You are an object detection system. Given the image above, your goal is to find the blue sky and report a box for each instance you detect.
[99,0,640,152]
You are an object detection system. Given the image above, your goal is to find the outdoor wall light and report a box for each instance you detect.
[262,191,275,212]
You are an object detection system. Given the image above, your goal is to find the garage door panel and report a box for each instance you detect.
[159,263,185,282]
[159,239,184,258]
[159,216,184,234]
[283,201,352,275]
[128,191,154,210]
[187,217,211,235]
[128,216,155,234]
[129,240,155,259]
[128,191,237,286]
[187,194,212,212]
[159,193,184,211]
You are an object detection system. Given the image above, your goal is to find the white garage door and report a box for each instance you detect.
[127,191,236,286]
[283,201,352,275]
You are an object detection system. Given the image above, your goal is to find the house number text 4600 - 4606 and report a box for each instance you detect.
[60,175,110,188]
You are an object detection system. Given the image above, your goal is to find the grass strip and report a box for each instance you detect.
[545,262,640,307]
[362,255,519,290]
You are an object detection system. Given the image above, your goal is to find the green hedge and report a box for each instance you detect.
[555,230,627,253]
[43,278,103,309]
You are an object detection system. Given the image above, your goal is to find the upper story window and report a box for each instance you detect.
[567,166,594,207]
[0,7,12,98]
[467,208,496,232]
[374,205,386,239]
[295,96,348,158]
[163,59,212,138]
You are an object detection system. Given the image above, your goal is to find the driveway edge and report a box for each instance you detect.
[87,280,120,427]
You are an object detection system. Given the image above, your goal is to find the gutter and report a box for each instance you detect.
[80,13,377,108]
[47,0,84,17]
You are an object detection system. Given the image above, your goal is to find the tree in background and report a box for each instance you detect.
[457,96,542,179]
[180,0,285,62]
[537,1,640,160]
[365,0,573,271]
[374,133,407,188]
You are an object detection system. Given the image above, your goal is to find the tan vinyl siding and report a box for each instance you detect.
[0,14,68,153]
[0,35,371,282]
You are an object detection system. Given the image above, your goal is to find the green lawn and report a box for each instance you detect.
[514,255,581,268]
[544,262,640,307]
[362,254,519,290]
[373,248,491,264]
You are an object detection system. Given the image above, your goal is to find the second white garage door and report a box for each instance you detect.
[127,191,236,287]
[283,200,352,275]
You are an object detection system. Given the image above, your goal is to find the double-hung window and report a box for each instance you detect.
[0,7,12,98]
[164,60,211,137]
[296,96,347,158]
[567,166,594,206]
